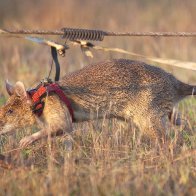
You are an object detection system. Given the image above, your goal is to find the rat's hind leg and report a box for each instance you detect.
[151,115,170,143]
[169,109,182,126]
[136,113,170,145]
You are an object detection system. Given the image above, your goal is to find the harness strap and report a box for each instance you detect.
[46,83,74,121]
[27,82,74,121]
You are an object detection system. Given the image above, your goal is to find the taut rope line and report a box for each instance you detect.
[0,28,196,40]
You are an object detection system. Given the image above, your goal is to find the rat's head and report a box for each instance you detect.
[0,81,36,136]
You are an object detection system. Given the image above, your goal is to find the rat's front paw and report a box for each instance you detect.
[19,136,35,148]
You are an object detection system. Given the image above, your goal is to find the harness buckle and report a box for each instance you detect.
[32,101,45,115]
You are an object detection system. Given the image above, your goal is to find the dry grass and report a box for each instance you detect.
[0,0,196,195]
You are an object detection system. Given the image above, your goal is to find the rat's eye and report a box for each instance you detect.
[6,109,14,115]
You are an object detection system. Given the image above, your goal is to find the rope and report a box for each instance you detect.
[0,29,63,35]
[72,40,196,70]
[1,28,196,39]
[105,31,196,37]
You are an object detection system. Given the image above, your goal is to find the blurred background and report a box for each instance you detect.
[0,0,195,95]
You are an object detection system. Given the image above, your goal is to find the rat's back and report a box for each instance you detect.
[59,59,182,104]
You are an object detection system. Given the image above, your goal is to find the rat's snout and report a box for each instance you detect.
[0,118,15,136]
[0,124,15,136]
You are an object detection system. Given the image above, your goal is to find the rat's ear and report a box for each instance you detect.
[14,81,27,98]
[5,80,14,96]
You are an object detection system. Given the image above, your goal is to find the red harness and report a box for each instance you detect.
[27,82,74,121]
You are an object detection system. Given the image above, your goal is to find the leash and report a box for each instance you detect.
[51,46,60,81]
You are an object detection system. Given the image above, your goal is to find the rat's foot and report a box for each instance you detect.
[19,136,35,148]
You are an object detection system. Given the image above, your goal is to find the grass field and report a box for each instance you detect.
[0,0,195,195]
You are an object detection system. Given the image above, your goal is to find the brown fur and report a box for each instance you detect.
[0,59,194,147]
